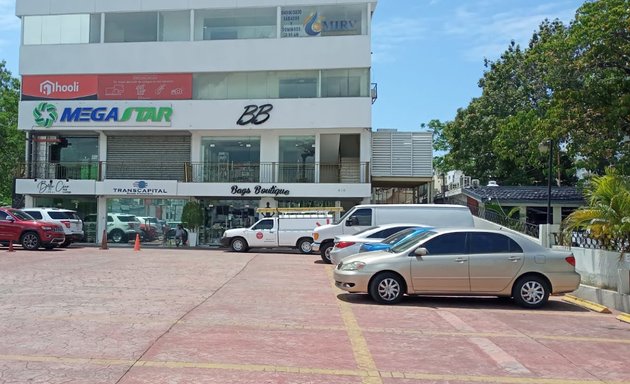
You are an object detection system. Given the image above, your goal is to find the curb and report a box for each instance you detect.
[616,312,630,324]
[562,294,612,313]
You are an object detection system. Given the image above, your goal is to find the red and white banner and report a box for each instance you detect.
[22,75,98,100]
[98,74,192,100]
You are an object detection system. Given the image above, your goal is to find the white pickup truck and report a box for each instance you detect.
[220,214,331,253]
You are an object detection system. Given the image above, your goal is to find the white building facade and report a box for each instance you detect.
[15,0,380,245]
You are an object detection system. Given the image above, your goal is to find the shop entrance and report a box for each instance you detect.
[200,199,260,246]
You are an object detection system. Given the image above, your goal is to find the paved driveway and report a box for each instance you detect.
[0,246,628,384]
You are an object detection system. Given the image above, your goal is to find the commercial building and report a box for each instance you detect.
[14,0,433,245]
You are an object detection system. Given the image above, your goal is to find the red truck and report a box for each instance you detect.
[0,207,66,250]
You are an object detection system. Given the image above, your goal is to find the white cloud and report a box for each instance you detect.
[0,0,19,32]
[444,1,579,62]
[372,17,427,63]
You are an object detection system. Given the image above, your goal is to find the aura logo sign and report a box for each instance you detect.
[32,103,173,128]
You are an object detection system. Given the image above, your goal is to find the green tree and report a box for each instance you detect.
[0,61,22,206]
[549,0,630,174]
[181,200,204,232]
[562,168,630,257]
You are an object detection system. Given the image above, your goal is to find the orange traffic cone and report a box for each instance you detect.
[100,229,108,250]
[134,233,141,251]
[7,240,14,252]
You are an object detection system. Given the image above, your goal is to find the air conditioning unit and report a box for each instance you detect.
[471,179,480,188]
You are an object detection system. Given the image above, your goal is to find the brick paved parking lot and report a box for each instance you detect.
[0,246,629,384]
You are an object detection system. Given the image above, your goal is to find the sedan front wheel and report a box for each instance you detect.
[369,272,405,304]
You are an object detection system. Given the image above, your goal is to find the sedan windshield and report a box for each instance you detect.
[390,230,436,253]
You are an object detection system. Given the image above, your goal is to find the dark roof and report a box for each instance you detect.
[463,186,584,203]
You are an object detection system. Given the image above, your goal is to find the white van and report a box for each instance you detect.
[312,204,474,263]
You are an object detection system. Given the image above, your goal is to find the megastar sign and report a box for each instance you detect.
[29,102,172,128]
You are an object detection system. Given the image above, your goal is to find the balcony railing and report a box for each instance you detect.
[18,161,371,184]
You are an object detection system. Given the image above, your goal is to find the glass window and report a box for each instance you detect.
[194,8,276,41]
[159,11,190,41]
[23,211,43,219]
[469,232,523,253]
[279,136,315,182]
[105,12,158,43]
[422,233,467,255]
[279,72,318,98]
[193,69,368,100]
[346,208,371,226]
[322,69,369,97]
[281,4,365,38]
[23,14,97,45]
[201,137,261,183]
[252,219,274,230]
[0,211,8,220]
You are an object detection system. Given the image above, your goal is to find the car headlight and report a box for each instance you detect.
[339,261,366,271]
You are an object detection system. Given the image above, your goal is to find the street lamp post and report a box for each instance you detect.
[538,139,553,247]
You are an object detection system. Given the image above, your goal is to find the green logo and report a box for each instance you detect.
[33,102,58,128]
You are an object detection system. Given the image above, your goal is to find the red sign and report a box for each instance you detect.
[98,74,192,100]
[22,75,98,100]
[256,232,264,239]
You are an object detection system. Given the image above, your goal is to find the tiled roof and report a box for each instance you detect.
[463,186,584,203]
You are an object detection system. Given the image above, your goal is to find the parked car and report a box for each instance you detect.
[334,228,581,308]
[83,213,143,243]
[21,207,84,247]
[359,226,434,253]
[0,207,66,250]
[312,204,474,263]
[329,223,425,265]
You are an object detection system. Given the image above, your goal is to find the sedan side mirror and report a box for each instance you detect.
[413,247,428,257]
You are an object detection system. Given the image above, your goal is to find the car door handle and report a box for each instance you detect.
[508,256,521,262]
[454,257,467,263]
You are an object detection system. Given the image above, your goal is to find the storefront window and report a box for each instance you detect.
[201,137,261,182]
[200,199,259,245]
[279,136,315,183]
[194,8,276,41]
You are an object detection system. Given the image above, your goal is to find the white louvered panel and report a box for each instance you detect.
[371,131,433,177]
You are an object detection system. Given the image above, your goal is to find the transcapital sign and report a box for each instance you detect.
[32,102,172,128]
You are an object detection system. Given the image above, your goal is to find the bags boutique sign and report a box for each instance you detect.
[230,185,290,196]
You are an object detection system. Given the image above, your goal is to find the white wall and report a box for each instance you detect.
[20,36,371,75]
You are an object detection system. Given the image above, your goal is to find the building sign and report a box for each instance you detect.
[30,102,173,128]
[98,74,192,100]
[22,75,98,101]
[15,179,96,195]
[237,104,273,125]
[230,185,290,196]
[280,7,362,37]
[105,180,177,196]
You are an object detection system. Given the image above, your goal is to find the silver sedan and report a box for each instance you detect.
[329,223,424,265]
[333,228,581,308]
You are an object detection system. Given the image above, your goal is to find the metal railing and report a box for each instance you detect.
[18,161,371,184]
[468,204,540,238]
